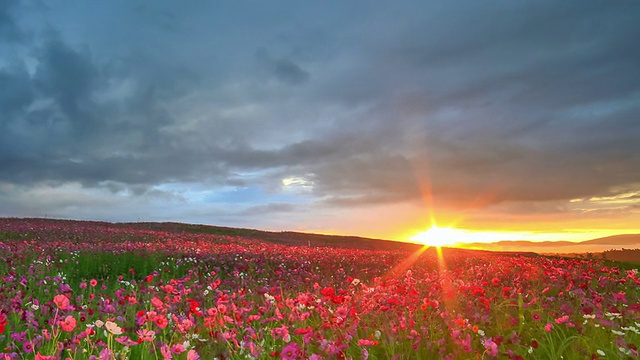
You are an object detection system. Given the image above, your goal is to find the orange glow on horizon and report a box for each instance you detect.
[409,225,461,247]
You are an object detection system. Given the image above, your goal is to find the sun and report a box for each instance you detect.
[409,225,460,247]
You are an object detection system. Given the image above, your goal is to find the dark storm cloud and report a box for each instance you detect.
[1,0,640,225]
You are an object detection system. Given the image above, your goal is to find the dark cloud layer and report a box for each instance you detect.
[1,1,639,234]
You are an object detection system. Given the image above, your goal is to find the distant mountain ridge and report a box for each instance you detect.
[464,234,640,254]
[581,234,640,245]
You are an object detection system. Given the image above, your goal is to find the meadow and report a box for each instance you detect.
[0,219,638,359]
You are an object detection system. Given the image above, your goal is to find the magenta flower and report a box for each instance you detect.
[281,342,300,360]
[484,338,499,356]
[98,348,113,360]
[357,339,377,346]
[22,340,34,353]
[171,344,186,354]
[531,312,541,321]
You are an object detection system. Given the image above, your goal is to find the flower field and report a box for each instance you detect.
[0,219,638,359]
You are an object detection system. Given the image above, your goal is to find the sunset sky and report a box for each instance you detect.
[1,1,639,243]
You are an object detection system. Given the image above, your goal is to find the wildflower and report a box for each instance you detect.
[358,339,377,346]
[362,348,369,360]
[90,279,98,287]
[0,313,7,334]
[281,342,300,360]
[59,315,77,332]
[155,315,169,329]
[137,329,155,342]
[35,353,57,360]
[531,312,541,321]
[187,350,200,360]
[171,344,186,354]
[545,323,553,332]
[53,294,70,310]
[555,315,569,325]
[105,320,123,335]
[115,336,138,346]
[484,338,498,356]
[321,286,335,297]
[160,344,173,360]
[597,350,605,357]
[22,341,34,353]
[99,348,113,360]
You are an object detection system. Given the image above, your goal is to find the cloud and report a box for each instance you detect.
[256,48,310,86]
[1,1,639,236]
[0,0,24,42]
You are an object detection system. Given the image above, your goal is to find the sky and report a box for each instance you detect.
[1,1,640,243]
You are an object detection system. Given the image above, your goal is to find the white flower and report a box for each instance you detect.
[597,350,605,356]
[619,347,632,356]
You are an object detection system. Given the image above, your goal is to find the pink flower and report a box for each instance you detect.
[186,350,200,360]
[53,294,70,310]
[105,320,123,335]
[155,315,169,329]
[35,353,57,360]
[90,279,98,287]
[545,323,554,332]
[137,329,155,342]
[160,344,173,360]
[151,297,164,310]
[115,336,138,346]
[171,344,186,354]
[59,315,77,332]
[357,339,377,346]
[484,338,499,356]
[99,348,113,360]
[555,315,569,325]
[281,342,300,360]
